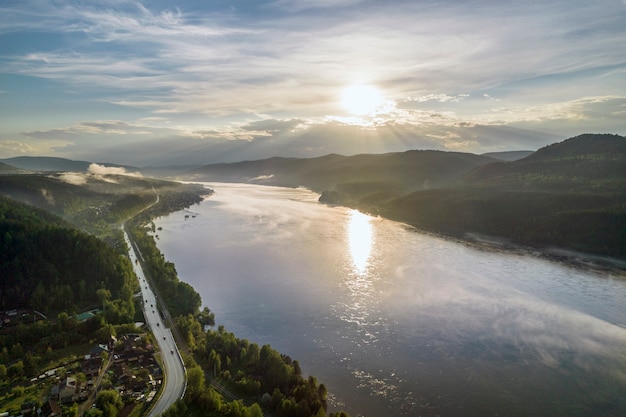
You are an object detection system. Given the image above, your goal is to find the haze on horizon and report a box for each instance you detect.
[1,0,625,167]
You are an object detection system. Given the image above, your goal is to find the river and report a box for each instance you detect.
[152,183,626,417]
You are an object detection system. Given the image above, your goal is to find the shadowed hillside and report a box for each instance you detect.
[0,161,22,173]
[186,134,626,260]
[189,150,496,193]
[0,156,137,173]
[0,173,208,240]
[379,134,626,259]
[463,134,626,192]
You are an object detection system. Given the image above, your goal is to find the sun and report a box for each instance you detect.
[341,84,384,115]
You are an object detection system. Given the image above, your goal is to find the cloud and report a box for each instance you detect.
[240,119,305,134]
[1,0,624,164]
[5,0,624,120]
[407,94,470,103]
[88,163,142,178]
[268,0,365,12]
[56,172,87,185]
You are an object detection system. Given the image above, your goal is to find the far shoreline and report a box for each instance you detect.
[176,180,626,277]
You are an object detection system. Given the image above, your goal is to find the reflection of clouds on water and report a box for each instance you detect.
[391,260,626,372]
[155,183,626,417]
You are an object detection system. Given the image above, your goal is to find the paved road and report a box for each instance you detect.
[123,229,186,417]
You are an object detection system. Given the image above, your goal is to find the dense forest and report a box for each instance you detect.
[0,196,142,417]
[0,196,136,317]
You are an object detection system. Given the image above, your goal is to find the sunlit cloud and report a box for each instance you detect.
[56,172,88,186]
[0,0,624,163]
[88,163,142,178]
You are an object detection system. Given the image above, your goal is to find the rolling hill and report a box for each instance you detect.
[463,134,626,192]
[185,134,626,260]
[380,134,626,259]
[188,150,497,193]
[0,156,138,172]
[0,161,22,173]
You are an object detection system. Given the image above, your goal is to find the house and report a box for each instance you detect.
[53,377,78,404]
[112,363,133,384]
[89,344,108,358]
[82,356,103,378]
[40,399,62,417]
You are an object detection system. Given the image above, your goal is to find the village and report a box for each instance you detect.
[1,326,163,417]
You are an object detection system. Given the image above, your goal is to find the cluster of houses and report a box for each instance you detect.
[11,333,162,417]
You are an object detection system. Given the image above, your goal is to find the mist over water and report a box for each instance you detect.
[153,183,626,417]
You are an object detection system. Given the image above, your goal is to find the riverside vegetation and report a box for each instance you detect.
[0,170,350,417]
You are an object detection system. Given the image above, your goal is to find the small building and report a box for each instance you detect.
[40,399,62,417]
[53,376,78,404]
[82,356,103,378]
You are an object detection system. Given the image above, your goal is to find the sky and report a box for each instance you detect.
[1,0,625,166]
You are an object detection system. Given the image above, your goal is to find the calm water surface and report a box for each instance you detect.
[153,183,626,417]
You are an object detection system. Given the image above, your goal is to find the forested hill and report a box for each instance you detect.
[188,134,626,260]
[462,134,626,192]
[375,134,626,260]
[188,150,496,193]
[0,173,208,238]
[0,156,137,172]
[0,195,136,316]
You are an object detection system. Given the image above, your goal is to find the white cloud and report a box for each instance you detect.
[0,0,624,164]
[88,163,143,181]
[56,172,87,185]
[407,94,470,103]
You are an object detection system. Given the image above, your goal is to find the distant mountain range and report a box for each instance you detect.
[186,151,497,194]
[0,156,136,173]
[185,133,626,261]
[1,133,624,261]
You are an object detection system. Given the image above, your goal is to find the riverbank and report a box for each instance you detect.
[127,184,350,417]
[461,231,626,276]
[150,182,626,417]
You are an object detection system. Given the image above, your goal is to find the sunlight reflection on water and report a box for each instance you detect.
[153,183,626,417]
[348,209,374,274]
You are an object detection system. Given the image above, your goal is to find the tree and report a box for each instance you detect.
[11,385,24,397]
[198,306,216,328]
[96,288,111,311]
[85,408,104,417]
[65,402,79,417]
[95,389,122,417]
[246,403,264,417]
[8,360,24,378]
[187,365,206,396]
